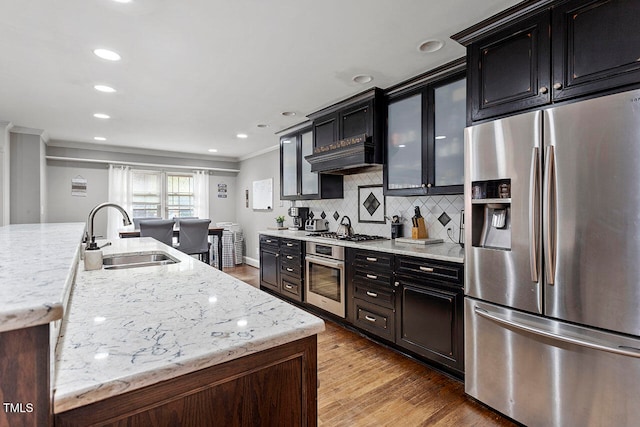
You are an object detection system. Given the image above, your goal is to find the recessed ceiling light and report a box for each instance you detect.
[417,39,444,53]
[94,136,107,141]
[281,111,296,117]
[353,74,373,84]
[93,113,110,119]
[435,135,447,140]
[236,133,248,139]
[208,149,218,153]
[256,124,269,128]
[93,48,121,61]
[94,85,116,93]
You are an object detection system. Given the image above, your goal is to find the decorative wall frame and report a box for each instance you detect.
[358,185,385,223]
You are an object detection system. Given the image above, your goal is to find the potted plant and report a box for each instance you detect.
[275,215,285,227]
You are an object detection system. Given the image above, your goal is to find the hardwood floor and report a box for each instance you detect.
[226,265,516,427]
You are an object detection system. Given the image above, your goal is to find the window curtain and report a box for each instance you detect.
[193,170,210,219]
[106,164,132,240]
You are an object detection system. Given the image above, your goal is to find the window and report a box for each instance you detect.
[132,170,195,219]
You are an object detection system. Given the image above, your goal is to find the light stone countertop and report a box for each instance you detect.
[259,229,464,263]
[53,237,324,414]
[0,222,85,333]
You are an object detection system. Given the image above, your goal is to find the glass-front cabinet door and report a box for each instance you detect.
[384,69,465,196]
[281,134,299,198]
[300,130,318,196]
[433,77,466,189]
[387,94,423,191]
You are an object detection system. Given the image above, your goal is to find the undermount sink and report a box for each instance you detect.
[103,252,180,270]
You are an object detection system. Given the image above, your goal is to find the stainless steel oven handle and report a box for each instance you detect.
[305,255,344,270]
[474,306,640,358]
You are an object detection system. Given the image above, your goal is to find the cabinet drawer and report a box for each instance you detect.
[353,250,393,271]
[281,262,302,278]
[281,252,302,266]
[281,239,302,252]
[395,256,462,286]
[354,268,392,288]
[352,299,395,342]
[281,276,303,302]
[259,235,280,249]
[353,282,395,309]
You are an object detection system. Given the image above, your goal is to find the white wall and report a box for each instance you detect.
[236,148,288,266]
[10,132,43,224]
[0,122,12,226]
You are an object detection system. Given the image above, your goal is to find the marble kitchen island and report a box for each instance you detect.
[0,223,323,426]
[54,237,324,426]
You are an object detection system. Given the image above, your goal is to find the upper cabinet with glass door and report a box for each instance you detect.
[384,67,466,196]
[280,126,343,200]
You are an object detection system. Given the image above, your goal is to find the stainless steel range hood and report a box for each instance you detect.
[304,134,382,175]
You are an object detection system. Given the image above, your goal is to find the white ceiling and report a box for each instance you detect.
[0,0,520,161]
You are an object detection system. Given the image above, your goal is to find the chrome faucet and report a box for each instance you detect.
[86,202,132,250]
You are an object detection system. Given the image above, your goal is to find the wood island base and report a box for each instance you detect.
[55,335,318,427]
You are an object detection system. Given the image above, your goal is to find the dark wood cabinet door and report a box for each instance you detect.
[259,248,279,292]
[395,280,463,373]
[552,0,640,101]
[340,101,372,138]
[469,10,551,121]
[313,115,338,148]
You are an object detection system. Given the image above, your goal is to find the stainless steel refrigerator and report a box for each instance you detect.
[464,88,640,427]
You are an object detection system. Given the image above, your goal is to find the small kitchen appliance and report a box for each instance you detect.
[305,218,329,232]
[287,207,309,230]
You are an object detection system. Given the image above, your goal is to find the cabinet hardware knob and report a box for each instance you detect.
[287,243,293,247]
[266,239,272,243]
[365,315,377,323]
[539,86,548,94]
[366,257,377,262]
[366,291,378,298]
[419,266,434,272]
[286,267,294,272]
[366,274,378,280]
[421,183,427,188]
[394,281,400,287]
[553,83,563,90]
[427,183,432,188]
[286,255,293,259]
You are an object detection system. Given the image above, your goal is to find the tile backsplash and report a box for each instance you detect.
[292,170,464,243]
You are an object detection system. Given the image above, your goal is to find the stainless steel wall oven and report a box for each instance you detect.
[305,242,345,318]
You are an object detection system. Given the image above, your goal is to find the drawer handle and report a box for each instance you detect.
[366,291,378,298]
[366,257,377,262]
[285,284,293,289]
[286,255,294,259]
[365,315,377,323]
[419,266,434,273]
[286,243,293,247]
[266,239,272,243]
[286,267,294,272]
[366,274,378,280]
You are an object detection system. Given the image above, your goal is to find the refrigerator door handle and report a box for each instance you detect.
[543,146,557,285]
[529,147,540,283]
[474,306,640,358]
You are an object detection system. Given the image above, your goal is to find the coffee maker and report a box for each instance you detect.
[288,207,310,230]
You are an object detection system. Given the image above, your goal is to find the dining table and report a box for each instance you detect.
[119,225,225,270]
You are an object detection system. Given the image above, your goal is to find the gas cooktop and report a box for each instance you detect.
[306,232,388,242]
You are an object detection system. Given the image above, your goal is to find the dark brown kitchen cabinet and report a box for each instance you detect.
[260,235,305,303]
[551,0,640,101]
[458,0,640,122]
[279,126,343,200]
[394,256,464,375]
[259,236,280,292]
[467,9,551,122]
[384,67,466,196]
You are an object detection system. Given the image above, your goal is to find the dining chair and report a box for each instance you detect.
[133,216,160,229]
[139,219,175,246]
[173,216,198,227]
[177,219,211,264]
